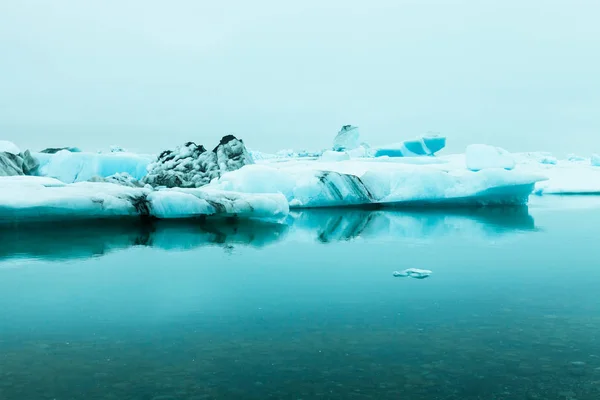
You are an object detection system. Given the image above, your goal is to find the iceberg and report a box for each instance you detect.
[143,135,253,188]
[212,158,545,208]
[34,150,153,183]
[333,125,362,151]
[465,144,515,171]
[374,133,446,158]
[0,176,288,222]
[592,154,600,167]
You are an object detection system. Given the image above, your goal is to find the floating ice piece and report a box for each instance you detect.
[466,144,515,171]
[0,177,288,222]
[374,134,446,158]
[567,154,586,162]
[333,125,362,151]
[0,141,20,155]
[212,161,544,208]
[393,268,433,279]
[591,154,600,167]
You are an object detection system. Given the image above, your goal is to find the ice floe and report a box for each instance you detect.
[0,176,288,222]
[212,159,545,208]
[393,269,433,279]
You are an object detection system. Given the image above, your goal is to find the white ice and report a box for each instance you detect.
[211,156,545,208]
[0,141,21,155]
[0,176,288,222]
[465,144,516,171]
[333,125,362,151]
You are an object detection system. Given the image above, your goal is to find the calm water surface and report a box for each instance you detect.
[1,197,600,400]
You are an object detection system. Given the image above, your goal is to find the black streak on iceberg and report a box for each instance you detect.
[315,171,375,205]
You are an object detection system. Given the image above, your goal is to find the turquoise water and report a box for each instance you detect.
[1,197,600,399]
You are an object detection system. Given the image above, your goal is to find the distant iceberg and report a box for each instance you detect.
[374,133,446,158]
[212,158,545,208]
[333,125,362,151]
[465,144,515,171]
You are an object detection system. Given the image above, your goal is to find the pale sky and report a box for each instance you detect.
[1,0,599,155]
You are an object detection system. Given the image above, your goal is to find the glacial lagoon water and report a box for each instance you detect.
[1,197,600,400]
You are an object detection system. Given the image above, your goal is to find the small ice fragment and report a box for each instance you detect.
[393,268,433,279]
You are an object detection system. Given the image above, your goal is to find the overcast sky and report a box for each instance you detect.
[1,0,599,155]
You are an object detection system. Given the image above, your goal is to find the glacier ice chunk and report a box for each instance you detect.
[466,144,515,171]
[0,177,288,222]
[374,133,446,158]
[144,135,253,188]
[333,125,362,151]
[212,159,545,208]
[393,268,432,279]
[0,150,39,176]
[591,154,600,167]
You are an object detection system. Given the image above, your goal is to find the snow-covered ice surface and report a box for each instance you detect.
[510,154,600,195]
[211,156,545,208]
[34,150,153,183]
[465,144,515,171]
[0,177,288,222]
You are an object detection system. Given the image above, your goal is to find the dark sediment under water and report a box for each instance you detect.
[1,197,600,400]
